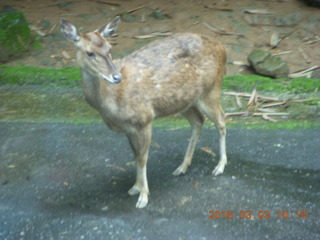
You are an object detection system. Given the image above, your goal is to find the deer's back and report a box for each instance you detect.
[117,33,225,81]
[110,33,226,121]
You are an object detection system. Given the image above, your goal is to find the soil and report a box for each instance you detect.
[1,0,320,76]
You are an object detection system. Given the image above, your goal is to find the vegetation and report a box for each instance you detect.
[0,11,41,62]
[0,65,81,87]
[223,75,320,94]
[0,65,319,129]
[1,65,319,94]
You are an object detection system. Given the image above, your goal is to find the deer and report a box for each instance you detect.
[60,16,227,208]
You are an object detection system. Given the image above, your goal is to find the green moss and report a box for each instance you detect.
[1,66,319,94]
[0,65,81,87]
[0,11,41,62]
[223,75,320,93]
[227,120,320,130]
[154,116,320,130]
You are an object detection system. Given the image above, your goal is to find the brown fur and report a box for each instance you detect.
[61,18,227,208]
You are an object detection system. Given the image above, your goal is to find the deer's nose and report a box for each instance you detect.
[112,73,122,83]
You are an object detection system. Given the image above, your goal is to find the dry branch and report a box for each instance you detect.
[202,22,246,38]
[253,112,289,116]
[261,101,288,108]
[235,95,243,108]
[225,112,249,117]
[289,65,319,78]
[262,114,277,122]
[204,5,233,11]
[243,9,273,14]
[223,91,287,102]
[127,5,145,13]
[133,32,172,39]
[247,89,258,109]
[298,47,311,64]
[95,1,121,6]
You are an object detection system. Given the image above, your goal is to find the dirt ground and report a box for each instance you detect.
[1,0,320,76]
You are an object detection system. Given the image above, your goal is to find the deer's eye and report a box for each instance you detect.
[86,51,95,57]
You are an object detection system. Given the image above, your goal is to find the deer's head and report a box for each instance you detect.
[60,16,122,84]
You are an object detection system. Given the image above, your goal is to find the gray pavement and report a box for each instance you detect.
[0,122,319,240]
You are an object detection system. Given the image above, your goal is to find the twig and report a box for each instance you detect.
[225,112,249,117]
[273,51,292,56]
[133,32,172,39]
[202,22,246,38]
[262,114,277,122]
[298,47,311,64]
[247,89,258,109]
[204,5,233,11]
[257,108,281,113]
[127,5,145,13]
[95,1,121,6]
[289,65,319,78]
[243,9,273,14]
[235,95,243,109]
[48,22,58,35]
[291,98,320,103]
[224,91,287,102]
[261,101,288,108]
[226,111,289,117]
[0,110,17,114]
[253,112,289,116]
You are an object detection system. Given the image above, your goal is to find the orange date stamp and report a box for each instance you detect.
[208,210,309,220]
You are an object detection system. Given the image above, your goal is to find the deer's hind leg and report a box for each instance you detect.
[173,107,205,176]
[198,92,227,176]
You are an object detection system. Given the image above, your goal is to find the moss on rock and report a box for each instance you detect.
[0,10,36,62]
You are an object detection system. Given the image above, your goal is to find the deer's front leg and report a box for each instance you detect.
[126,124,152,208]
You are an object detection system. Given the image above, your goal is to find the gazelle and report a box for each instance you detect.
[60,16,227,208]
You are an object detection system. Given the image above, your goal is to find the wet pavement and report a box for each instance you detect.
[0,122,319,240]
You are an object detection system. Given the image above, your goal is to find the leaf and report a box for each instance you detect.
[106,164,126,172]
[179,196,192,206]
[201,147,216,156]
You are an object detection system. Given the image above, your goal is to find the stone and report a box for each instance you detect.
[248,49,289,78]
[247,49,271,66]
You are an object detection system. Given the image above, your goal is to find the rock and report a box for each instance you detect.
[149,11,169,20]
[0,10,33,63]
[247,49,271,66]
[248,49,289,78]
[311,68,320,79]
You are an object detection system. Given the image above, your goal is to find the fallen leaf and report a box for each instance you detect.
[179,196,192,206]
[62,51,71,59]
[106,164,126,172]
[125,161,135,167]
[201,147,216,156]
[193,181,199,190]
[101,205,109,211]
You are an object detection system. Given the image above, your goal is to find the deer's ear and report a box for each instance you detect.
[60,19,80,43]
[98,16,121,38]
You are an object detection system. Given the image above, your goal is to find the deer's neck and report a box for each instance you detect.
[81,68,106,110]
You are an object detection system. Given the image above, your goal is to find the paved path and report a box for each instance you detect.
[0,122,319,240]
